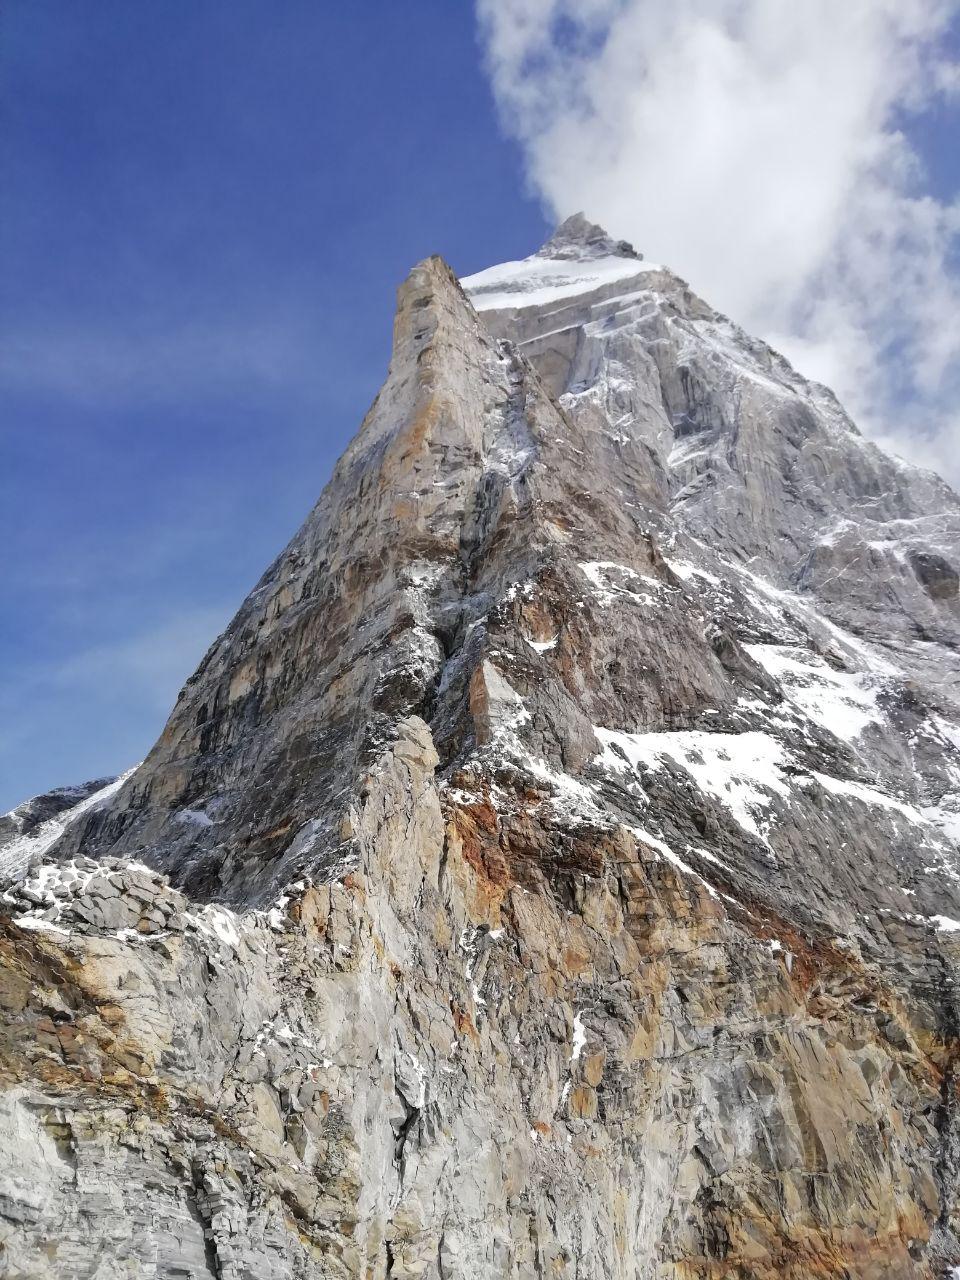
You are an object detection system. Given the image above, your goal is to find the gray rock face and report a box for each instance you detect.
[468,216,960,680]
[3,220,960,1278]
[537,212,643,263]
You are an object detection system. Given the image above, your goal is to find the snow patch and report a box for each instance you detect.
[629,826,727,900]
[810,772,923,822]
[182,903,243,950]
[462,253,659,314]
[525,635,558,654]
[922,801,960,845]
[571,1011,588,1062]
[579,561,669,607]
[597,728,790,843]
[665,558,720,586]
[731,562,901,678]
[744,644,883,743]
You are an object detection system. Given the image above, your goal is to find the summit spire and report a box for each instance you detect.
[536,211,642,262]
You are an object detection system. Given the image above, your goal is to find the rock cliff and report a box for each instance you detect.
[3,215,960,1278]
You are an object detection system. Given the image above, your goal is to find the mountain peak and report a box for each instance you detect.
[537,212,642,262]
[5,213,960,1280]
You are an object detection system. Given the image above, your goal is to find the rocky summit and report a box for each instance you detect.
[2,214,960,1279]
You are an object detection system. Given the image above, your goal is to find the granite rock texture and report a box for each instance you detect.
[3,217,960,1278]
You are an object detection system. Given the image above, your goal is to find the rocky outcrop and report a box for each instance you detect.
[3,217,960,1277]
[911,550,960,601]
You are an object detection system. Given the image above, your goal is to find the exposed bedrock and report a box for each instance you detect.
[3,216,960,1277]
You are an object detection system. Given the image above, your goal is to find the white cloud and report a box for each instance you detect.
[477,0,960,482]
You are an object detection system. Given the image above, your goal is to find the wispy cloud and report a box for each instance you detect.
[477,0,960,482]
[48,607,230,712]
[1,313,329,408]
[0,606,231,810]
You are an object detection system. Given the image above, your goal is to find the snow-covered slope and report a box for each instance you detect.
[464,250,661,313]
[0,772,131,875]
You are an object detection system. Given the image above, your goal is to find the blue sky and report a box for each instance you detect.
[3,2,959,811]
[0,2,548,809]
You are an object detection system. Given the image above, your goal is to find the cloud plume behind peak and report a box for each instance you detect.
[477,0,960,481]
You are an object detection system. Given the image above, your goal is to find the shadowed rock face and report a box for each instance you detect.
[3,219,960,1279]
[911,549,960,600]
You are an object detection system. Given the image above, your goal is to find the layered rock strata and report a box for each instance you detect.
[3,216,960,1278]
